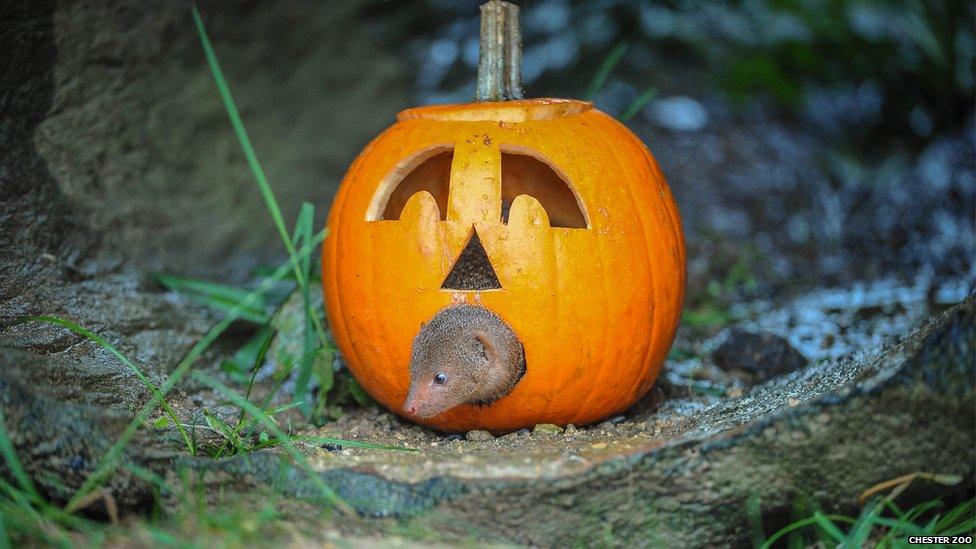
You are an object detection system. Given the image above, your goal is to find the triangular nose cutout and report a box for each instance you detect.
[441,229,502,291]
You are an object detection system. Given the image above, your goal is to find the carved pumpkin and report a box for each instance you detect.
[322,98,685,433]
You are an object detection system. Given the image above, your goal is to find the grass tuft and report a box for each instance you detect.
[193,372,353,516]
[755,473,975,548]
[65,230,326,513]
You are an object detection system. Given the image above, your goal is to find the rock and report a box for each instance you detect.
[3,0,413,282]
[465,430,493,442]
[180,296,975,546]
[564,424,577,436]
[532,423,563,436]
[0,348,185,510]
[644,95,709,132]
[712,327,809,383]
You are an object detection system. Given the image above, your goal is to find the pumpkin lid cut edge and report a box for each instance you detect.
[396,98,594,123]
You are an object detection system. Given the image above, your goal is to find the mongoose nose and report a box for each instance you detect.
[404,403,417,415]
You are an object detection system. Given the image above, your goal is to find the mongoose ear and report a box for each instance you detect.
[473,330,500,368]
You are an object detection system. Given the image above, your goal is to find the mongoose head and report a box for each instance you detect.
[403,305,526,419]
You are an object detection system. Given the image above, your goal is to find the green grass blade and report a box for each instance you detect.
[941,518,976,536]
[901,500,942,525]
[193,371,353,515]
[810,511,846,543]
[155,274,270,325]
[202,410,247,457]
[761,516,820,549]
[192,5,294,262]
[221,326,275,382]
[64,229,326,513]
[12,316,195,455]
[247,347,329,436]
[123,463,170,495]
[0,410,40,502]
[345,377,372,407]
[250,266,322,284]
[292,202,314,280]
[223,327,278,458]
[154,273,263,306]
[0,479,39,517]
[761,514,855,549]
[292,202,319,415]
[0,509,9,549]
[192,5,328,350]
[847,500,884,546]
[619,86,657,122]
[935,498,974,532]
[882,498,908,521]
[584,42,628,100]
[864,515,927,536]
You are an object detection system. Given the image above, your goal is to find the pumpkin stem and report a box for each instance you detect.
[476,0,523,102]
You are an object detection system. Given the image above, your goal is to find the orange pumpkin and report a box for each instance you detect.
[322,98,686,433]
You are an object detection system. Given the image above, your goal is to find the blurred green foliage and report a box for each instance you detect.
[718,0,974,138]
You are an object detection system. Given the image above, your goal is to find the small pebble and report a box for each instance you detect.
[564,424,577,436]
[533,423,563,436]
[466,429,493,442]
[442,434,463,442]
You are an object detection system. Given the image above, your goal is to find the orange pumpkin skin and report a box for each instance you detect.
[323,99,685,433]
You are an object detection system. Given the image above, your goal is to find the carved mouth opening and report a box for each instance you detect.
[441,229,502,291]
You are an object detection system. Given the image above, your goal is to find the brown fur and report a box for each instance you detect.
[403,305,526,419]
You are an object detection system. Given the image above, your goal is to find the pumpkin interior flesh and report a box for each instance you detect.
[380,149,452,221]
[500,151,587,229]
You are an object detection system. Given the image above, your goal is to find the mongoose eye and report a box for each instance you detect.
[434,372,448,385]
